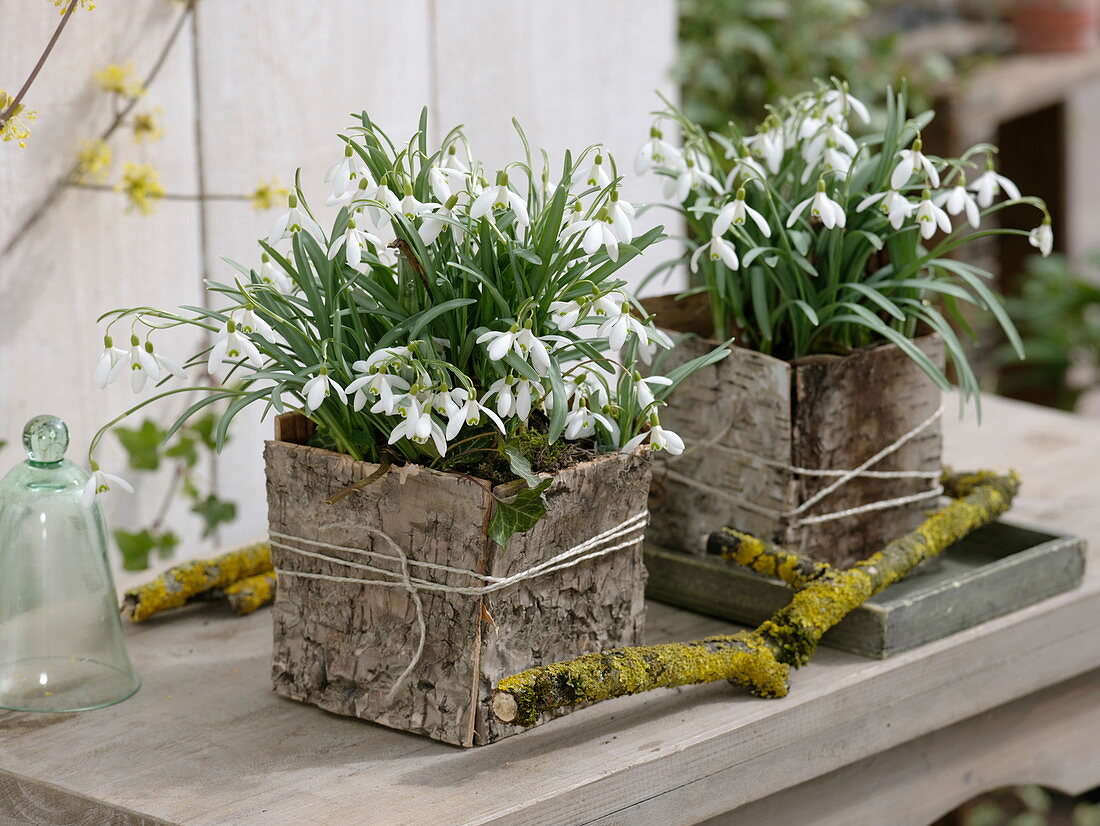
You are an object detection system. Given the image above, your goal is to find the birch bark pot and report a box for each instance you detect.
[642,294,944,568]
[264,414,651,747]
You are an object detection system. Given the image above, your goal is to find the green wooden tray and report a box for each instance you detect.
[644,520,1086,658]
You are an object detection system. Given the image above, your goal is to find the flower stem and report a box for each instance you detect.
[0,0,79,131]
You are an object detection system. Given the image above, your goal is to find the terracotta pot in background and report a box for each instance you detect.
[1012,0,1100,53]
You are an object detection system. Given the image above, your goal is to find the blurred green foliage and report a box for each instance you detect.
[112,412,237,570]
[961,785,1100,826]
[997,254,1100,411]
[675,0,947,133]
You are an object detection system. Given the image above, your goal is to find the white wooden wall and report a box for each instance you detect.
[0,1,679,563]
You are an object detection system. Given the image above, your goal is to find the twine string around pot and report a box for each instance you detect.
[268,510,649,701]
[659,405,945,528]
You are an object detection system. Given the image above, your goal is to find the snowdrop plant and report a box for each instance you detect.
[638,82,1052,404]
[88,110,724,540]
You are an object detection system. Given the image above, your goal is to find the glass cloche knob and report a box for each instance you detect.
[0,415,140,712]
[23,414,69,465]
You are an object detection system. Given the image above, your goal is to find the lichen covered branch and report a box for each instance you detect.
[121,541,272,621]
[493,470,1020,725]
[225,570,277,616]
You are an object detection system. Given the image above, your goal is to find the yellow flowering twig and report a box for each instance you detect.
[75,138,112,182]
[94,61,146,101]
[49,0,95,11]
[0,0,82,142]
[250,178,290,211]
[115,162,165,214]
[0,91,38,148]
[131,107,164,142]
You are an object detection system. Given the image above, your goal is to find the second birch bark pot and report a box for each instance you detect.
[264,414,651,747]
[643,294,944,568]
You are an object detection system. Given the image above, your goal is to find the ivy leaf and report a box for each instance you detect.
[488,479,551,549]
[114,529,157,571]
[504,442,542,488]
[191,494,238,538]
[154,530,180,560]
[186,412,221,451]
[164,435,199,468]
[115,420,166,471]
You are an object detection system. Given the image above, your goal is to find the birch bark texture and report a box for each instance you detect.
[264,415,650,746]
[643,295,944,567]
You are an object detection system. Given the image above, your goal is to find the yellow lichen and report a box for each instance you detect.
[225,570,276,616]
[122,542,272,621]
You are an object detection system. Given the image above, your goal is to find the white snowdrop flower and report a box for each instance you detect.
[208,316,264,374]
[915,190,952,240]
[325,144,371,200]
[1029,218,1054,257]
[549,298,587,332]
[891,138,941,190]
[440,142,471,175]
[469,171,530,228]
[856,189,915,230]
[484,376,539,422]
[582,151,612,189]
[82,464,133,508]
[514,327,552,375]
[387,397,447,456]
[635,374,672,409]
[713,187,771,237]
[399,185,436,223]
[302,367,347,413]
[259,253,295,293]
[968,160,1021,208]
[441,388,505,440]
[607,190,635,244]
[346,369,409,413]
[822,87,871,125]
[620,423,685,455]
[637,324,674,365]
[725,146,768,190]
[267,193,323,246]
[476,327,519,363]
[690,235,740,272]
[563,403,616,441]
[327,217,384,270]
[635,125,683,175]
[358,182,402,230]
[231,306,273,340]
[428,166,452,203]
[664,149,722,202]
[934,178,982,229]
[560,208,620,261]
[419,194,463,245]
[150,345,186,382]
[788,180,846,230]
[598,305,653,352]
[110,334,162,393]
[745,122,785,175]
[94,335,127,389]
[802,143,853,184]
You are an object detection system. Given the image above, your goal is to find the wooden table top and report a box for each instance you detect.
[1,396,1098,826]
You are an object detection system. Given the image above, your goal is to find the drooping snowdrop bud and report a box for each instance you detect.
[82,462,133,508]
[1029,216,1054,257]
[713,187,771,237]
[787,179,846,229]
[915,189,952,240]
[891,137,940,190]
[469,170,530,227]
[94,335,127,389]
[968,157,1021,208]
[267,193,324,245]
[635,125,683,175]
[934,175,981,229]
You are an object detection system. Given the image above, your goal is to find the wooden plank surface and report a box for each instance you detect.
[0,395,1098,826]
